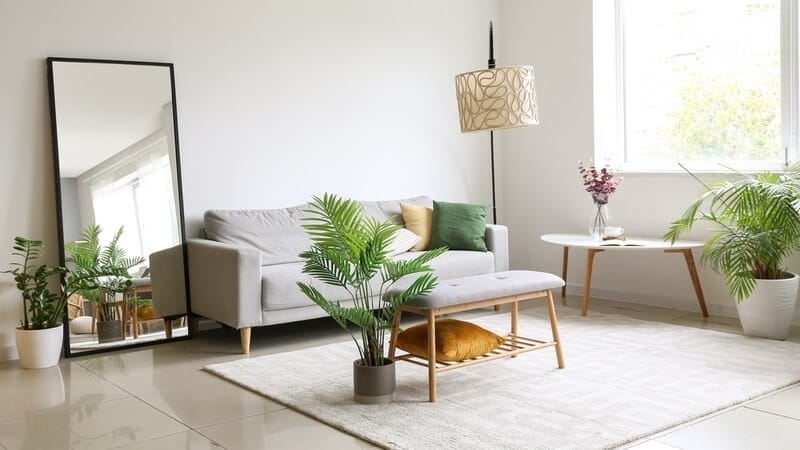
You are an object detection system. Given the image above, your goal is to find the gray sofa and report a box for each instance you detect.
[186,196,509,353]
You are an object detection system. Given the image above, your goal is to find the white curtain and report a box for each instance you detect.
[88,136,178,268]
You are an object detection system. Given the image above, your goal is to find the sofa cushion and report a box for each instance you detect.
[261,249,496,311]
[392,250,495,283]
[261,262,385,311]
[204,205,310,266]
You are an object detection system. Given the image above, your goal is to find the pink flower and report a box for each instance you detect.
[577,161,622,204]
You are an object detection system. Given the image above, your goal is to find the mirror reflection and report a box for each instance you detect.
[49,59,188,355]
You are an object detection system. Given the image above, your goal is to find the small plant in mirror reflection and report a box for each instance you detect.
[64,225,144,322]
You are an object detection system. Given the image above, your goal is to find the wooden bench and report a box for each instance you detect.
[388,270,566,402]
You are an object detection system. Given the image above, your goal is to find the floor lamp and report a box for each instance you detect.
[455,21,539,224]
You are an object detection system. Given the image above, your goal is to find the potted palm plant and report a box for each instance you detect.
[665,164,800,339]
[297,194,446,404]
[65,225,144,343]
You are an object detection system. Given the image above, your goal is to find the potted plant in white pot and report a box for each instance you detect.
[4,237,67,369]
[297,194,446,404]
[65,225,144,343]
[4,235,137,368]
[665,164,800,339]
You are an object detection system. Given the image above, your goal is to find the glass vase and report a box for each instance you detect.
[589,201,609,241]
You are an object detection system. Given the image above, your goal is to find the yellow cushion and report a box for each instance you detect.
[396,319,505,361]
[400,202,433,251]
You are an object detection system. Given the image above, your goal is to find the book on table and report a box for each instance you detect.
[598,239,645,247]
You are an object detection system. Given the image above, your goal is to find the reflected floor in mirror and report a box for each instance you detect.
[70,326,188,353]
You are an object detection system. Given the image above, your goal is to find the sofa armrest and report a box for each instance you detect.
[485,224,509,272]
[150,244,187,318]
[187,238,263,329]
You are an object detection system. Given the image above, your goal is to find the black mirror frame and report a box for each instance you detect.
[46,57,192,357]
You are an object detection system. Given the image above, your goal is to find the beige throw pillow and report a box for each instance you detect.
[400,202,433,251]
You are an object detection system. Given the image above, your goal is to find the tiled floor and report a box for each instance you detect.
[0,296,798,450]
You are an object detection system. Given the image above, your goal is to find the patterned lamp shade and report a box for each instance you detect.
[455,65,539,133]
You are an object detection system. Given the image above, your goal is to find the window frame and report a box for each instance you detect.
[594,0,799,173]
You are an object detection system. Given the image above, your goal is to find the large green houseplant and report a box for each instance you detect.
[297,194,446,403]
[665,163,800,339]
[65,224,144,342]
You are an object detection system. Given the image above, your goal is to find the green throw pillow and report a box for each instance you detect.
[428,201,488,251]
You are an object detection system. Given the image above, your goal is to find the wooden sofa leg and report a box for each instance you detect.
[240,327,251,354]
[163,318,173,339]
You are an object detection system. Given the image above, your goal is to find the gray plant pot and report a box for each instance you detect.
[353,358,396,404]
[96,320,124,344]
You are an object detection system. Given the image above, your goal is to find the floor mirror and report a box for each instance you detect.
[47,58,190,356]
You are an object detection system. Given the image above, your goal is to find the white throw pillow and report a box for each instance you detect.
[387,228,421,256]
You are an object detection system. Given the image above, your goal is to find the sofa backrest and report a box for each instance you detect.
[204,195,432,266]
[359,195,431,224]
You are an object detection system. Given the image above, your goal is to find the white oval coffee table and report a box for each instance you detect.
[540,233,707,317]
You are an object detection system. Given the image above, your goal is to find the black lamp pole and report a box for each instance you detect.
[488,21,498,224]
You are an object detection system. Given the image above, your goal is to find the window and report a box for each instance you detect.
[594,0,798,172]
[84,137,179,267]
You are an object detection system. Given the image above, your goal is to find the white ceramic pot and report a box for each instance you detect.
[735,273,799,340]
[15,324,64,369]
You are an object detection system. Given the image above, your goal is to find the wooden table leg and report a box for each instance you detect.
[164,318,173,339]
[132,304,139,339]
[666,249,709,317]
[427,309,437,402]
[561,246,569,304]
[582,249,603,316]
[546,290,565,368]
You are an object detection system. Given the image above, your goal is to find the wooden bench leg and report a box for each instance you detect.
[561,246,569,305]
[546,290,565,369]
[427,309,437,402]
[388,309,402,360]
[510,300,519,358]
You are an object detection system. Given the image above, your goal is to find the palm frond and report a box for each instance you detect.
[381,246,447,284]
[296,194,446,365]
[669,164,800,302]
[299,246,353,288]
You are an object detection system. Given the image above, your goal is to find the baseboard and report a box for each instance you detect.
[566,284,800,326]
[0,344,18,362]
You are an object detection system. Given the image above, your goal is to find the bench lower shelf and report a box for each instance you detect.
[393,333,557,372]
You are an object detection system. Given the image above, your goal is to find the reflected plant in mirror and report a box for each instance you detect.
[48,58,190,355]
[65,225,145,343]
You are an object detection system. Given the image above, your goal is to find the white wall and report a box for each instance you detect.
[498,0,800,323]
[0,0,499,360]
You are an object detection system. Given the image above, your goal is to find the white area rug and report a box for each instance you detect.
[205,306,800,449]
